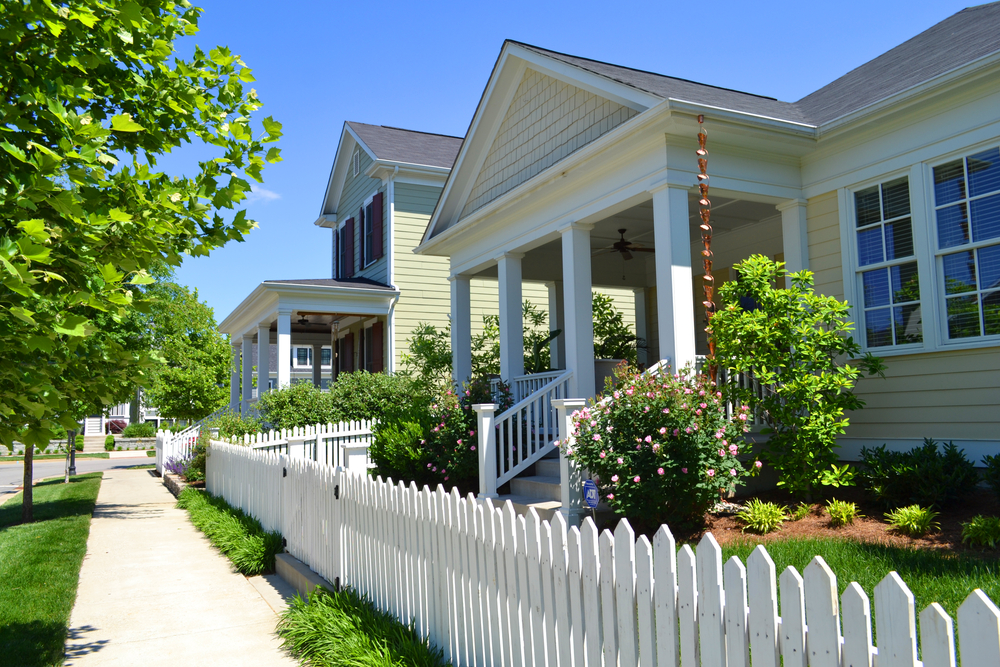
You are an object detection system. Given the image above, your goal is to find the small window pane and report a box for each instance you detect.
[968,147,1000,198]
[296,348,310,365]
[865,308,892,347]
[890,262,920,303]
[933,160,966,205]
[893,304,923,344]
[885,219,914,259]
[882,178,910,219]
[857,227,884,266]
[947,295,980,338]
[321,348,332,365]
[937,203,970,248]
[977,244,1000,291]
[984,291,1000,336]
[971,193,1000,243]
[855,186,881,227]
[863,269,890,307]
[942,251,977,294]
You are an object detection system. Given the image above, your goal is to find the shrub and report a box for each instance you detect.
[983,453,1000,504]
[258,382,334,430]
[176,488,283,575]
[711,255,885,498]
[122,422,156,438]
[104,435,115,451]
[74,434,84,452]
[106,419,127,434]
[565,364,760,531]
[369,421,436,488]
[164,455,191,477]
[885,505,940,536]
[962,515,1000,549]
[738,499,786,534]
[208,409,264,441]
[858,439,979,509]
[328,371,427,426]
[790,502,811,521]
[592,292,643,364]
[827,499,861,527]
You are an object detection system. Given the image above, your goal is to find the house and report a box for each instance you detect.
[415,3,1000,468]
[219,122,639,414]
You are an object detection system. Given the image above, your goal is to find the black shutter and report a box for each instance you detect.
[372,192,384,259]
[345,218,355,277]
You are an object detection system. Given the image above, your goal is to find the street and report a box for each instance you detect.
[0,455,153,504]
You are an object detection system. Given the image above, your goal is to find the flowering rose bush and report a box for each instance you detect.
[563,364,760,530]
[421,376,514,492]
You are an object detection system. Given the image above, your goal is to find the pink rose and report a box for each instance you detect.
[729,444,738,455]
[681,468,688,474]
[611,475,619,482]
[673,429,680,437]
[657,467,665,475]
[607,494,615,500]
[652,443,660,452]
[599,451,606,459]
[707,469,715,477]
[633,475,640,483]
[730,469,737,476]
[719,449,726,457]
[739,413,748,422]
[471,446,476,451]
[659,427,667,435]
[755,460,763,469]
[700,403,707,409]
[457,439,462,445]
[645,435,652,443]
[593,434,601,441]
[617,457,624,464]
[663,408,670,414]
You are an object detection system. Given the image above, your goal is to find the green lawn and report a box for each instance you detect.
[0,453,113,462]
[721,537,1000,620]
[0,473,103,666]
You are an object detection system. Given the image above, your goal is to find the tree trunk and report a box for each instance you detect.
[22,442,33,524]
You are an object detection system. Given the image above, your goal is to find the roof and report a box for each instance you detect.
[347,122,463,168]
[795,2,1000,124]
[511,3,1000,126]
[263,277,396,291]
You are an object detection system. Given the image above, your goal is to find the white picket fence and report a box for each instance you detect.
[154,424,200,475]
[234,421,373,469]
[205,441,1000,667]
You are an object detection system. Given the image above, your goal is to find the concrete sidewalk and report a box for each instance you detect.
[65,469,298,665]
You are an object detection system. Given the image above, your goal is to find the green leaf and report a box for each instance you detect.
[111,114,144,132]
[261,116,283,142]
[99,263,123,283]
[10,307,36,324]
[127,271,154,285]
[17,219,49,242]
[1,141,27,162]
[27,336,53,353]
[265,147,282,163]
[52,315,89,337]
[108,208,132,222]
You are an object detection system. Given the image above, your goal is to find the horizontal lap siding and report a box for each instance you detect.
[340,148,388,283]
[807,192,843,300]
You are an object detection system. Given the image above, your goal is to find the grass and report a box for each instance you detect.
[175,487,282,576]
[277,587,450,667]
[0,473,103,666]
[0,453,111,462]
[721,537,1000,620]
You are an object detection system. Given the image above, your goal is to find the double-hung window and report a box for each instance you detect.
[854,176,922,348]
[933,147,1000,340]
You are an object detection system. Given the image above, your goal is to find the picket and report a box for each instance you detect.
[206,441,1000,667]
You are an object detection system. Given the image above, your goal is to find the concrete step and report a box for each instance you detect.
[83,436,106,453]
[534,458,560,477]
[491,495,561,523]
[509,475,560,502]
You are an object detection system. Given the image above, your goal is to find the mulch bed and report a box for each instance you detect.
[702,485,1000,558]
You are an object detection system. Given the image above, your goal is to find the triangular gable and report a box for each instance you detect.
[461,68,638,219]
[314,123,378,227]
[423,41,656,243]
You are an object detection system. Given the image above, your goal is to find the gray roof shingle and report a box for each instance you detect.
[347,122,463,168]
[512,3,1000,127]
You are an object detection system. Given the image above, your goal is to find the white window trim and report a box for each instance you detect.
[292,346,312,369]
[927,144,1000,348]
[840,150,1000,358]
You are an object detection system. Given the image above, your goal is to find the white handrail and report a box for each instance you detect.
[238,420,375,469]
[493,370,573,488]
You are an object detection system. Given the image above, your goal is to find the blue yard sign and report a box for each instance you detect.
[583,479,599,509]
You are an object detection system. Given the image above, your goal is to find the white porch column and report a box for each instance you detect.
[652,186,696,372]
[450,275,472,386]
[633,287,648,368]
[554,398,587,527]
[496,252,524,381]
[778,198,810,274]
[241,334,253,412]
[547,281,565,370]
[560,222,596,398]
[277,309,292,388]
[312,344,323,388]
[256,324,270,396]
[229,344,240,411]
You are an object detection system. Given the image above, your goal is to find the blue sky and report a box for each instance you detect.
[168,0,975,321]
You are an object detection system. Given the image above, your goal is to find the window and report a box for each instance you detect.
[933,146,1000,340]
[352,150,360,176]
[293,347,312,367]
[360,327,374,372]
[363,200,374,266]
[854,176,922,347]
[320,347,332,367]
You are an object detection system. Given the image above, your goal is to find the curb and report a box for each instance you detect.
[162,472,188,498]
[275,553,332,599]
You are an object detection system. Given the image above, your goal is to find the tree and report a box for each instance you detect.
[143,281,230,422]
[0,0,281,522]
[710,255,885,499]
[593,292,643,364]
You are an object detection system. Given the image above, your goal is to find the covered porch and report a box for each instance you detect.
[449,186,809,400]
[218,278,400,415]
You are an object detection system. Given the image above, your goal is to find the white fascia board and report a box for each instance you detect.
[365,159,449,184]
[815,50,1000,138]
[218,282,399,339]
[317,124,358,221]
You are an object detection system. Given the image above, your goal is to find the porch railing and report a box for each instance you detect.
[239,421,373,470]
[155,424,201,475]
[478,370,573,496]
[695,355,773,427]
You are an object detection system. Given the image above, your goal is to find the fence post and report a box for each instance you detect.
[552,398,587,528]
[473,403,497,499]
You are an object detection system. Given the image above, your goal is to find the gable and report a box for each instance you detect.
[460,68,638,218]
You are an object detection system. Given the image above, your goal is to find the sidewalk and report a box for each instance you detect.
[65,469,298,665]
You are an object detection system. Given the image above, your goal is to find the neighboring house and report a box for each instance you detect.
[219,122,639,414]
[416,4,1000,463]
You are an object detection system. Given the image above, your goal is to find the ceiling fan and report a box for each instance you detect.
[595,229,655,261]
[297,316,316,326]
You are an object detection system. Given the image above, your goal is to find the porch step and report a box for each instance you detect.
[490,495,561,523]
[509,475,560,502]
[83,435,106,453]
[534,458,560,477]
